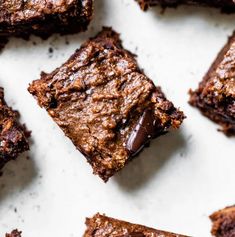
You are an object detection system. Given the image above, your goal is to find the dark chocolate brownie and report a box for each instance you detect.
[5,230,22,237]
[0,0,93,40]
[210,206,235,237]
[28,27,185,181]
[0,87,29,170]
[84,213,188,237]
[136,0,235,12]
[189,32,235,136]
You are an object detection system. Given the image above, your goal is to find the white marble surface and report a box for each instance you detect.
[0,0,235,236]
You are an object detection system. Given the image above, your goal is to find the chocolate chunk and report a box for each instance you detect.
[127,109,161,156]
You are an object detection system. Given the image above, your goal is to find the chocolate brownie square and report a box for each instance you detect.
[210,206,235,237]
[136,0,235,12]
[84,213,188,237]
[5,230,22,237]
[189,32,235,136]
[0,0,93,39]
[0,87,29,170]
[28,27,185,181]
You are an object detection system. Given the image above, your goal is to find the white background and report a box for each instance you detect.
[0,0,235,236]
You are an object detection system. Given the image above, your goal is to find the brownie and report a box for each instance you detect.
[0,0,93,40]
[5,230,22,237]
[84,213,188,237]
[28,27,185,182]
[0,87,29,170]
[136,0,235,12]
[189,32,235,136]
[210,206,235,237]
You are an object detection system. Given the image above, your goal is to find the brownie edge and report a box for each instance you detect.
[83,213,189,237]
[5,230,22,237]
[0,0,93,42]
[210,206,235,237]
[189,32,235,136]
[136,0,235,12]
[0,88,30,170]
[28,27,184,181]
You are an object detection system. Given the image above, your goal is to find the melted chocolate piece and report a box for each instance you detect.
[127,109,160,156]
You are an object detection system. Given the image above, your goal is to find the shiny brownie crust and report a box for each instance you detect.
[28,27,184,181]
[0,87,29,170]
[136,0,235,12]
[0,0,93,39]
[210,206,235,237]
[84,213,188,237]
[189,32,235,136]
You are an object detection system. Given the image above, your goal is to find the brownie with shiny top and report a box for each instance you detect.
[0,87,29,170]
[5,230,22,237]
[28,27,185,181]
[136,0,235,12]
[0,0,93,40]
[189,32,235,136]
[210,206,235,237]
[84,213,188,237]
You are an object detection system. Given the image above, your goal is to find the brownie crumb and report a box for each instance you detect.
[48,47,54,54]
[5,230,22,237]
[210,206,235,237]
[0,37,8,52]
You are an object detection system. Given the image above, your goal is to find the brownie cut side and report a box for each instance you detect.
[189,32,235,136]
[210,206,235,237]
[136,0,235,12]
[84,213,188,237]
[5,230,22,237]
[28,27,185,181]
[0,87,29,170]
[0,0,93,40]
